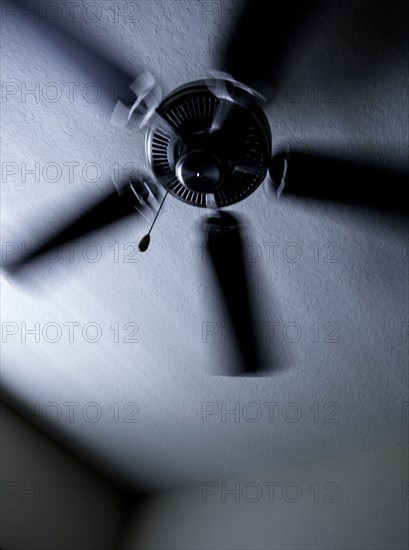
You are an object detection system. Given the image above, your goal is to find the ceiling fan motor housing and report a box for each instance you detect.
[146,80,272,208]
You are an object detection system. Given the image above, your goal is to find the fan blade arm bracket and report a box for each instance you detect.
[266,151,289,198]
[207,71,266,104]
[110,71,162,129]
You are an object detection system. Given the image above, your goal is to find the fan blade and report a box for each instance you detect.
[10,0,159,124]
[4,178,159,272]
[220,0,318,97]
[268,149,409,215]
[205,212,263,376]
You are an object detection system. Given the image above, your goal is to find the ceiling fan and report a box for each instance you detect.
[4,0,408,377]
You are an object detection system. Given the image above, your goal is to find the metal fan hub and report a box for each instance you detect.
[146,80,272,208]
[175,150,223,193]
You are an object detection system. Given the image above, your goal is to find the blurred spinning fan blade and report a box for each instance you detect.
[11,0,159,123]
[221,0,318,97]
[205,212,264,376]
[4,178,160,273]
[269,149,409,216]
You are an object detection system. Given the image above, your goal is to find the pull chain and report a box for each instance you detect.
[138,187,170,252]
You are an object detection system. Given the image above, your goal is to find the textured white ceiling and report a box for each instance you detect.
[1,0,408,491]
